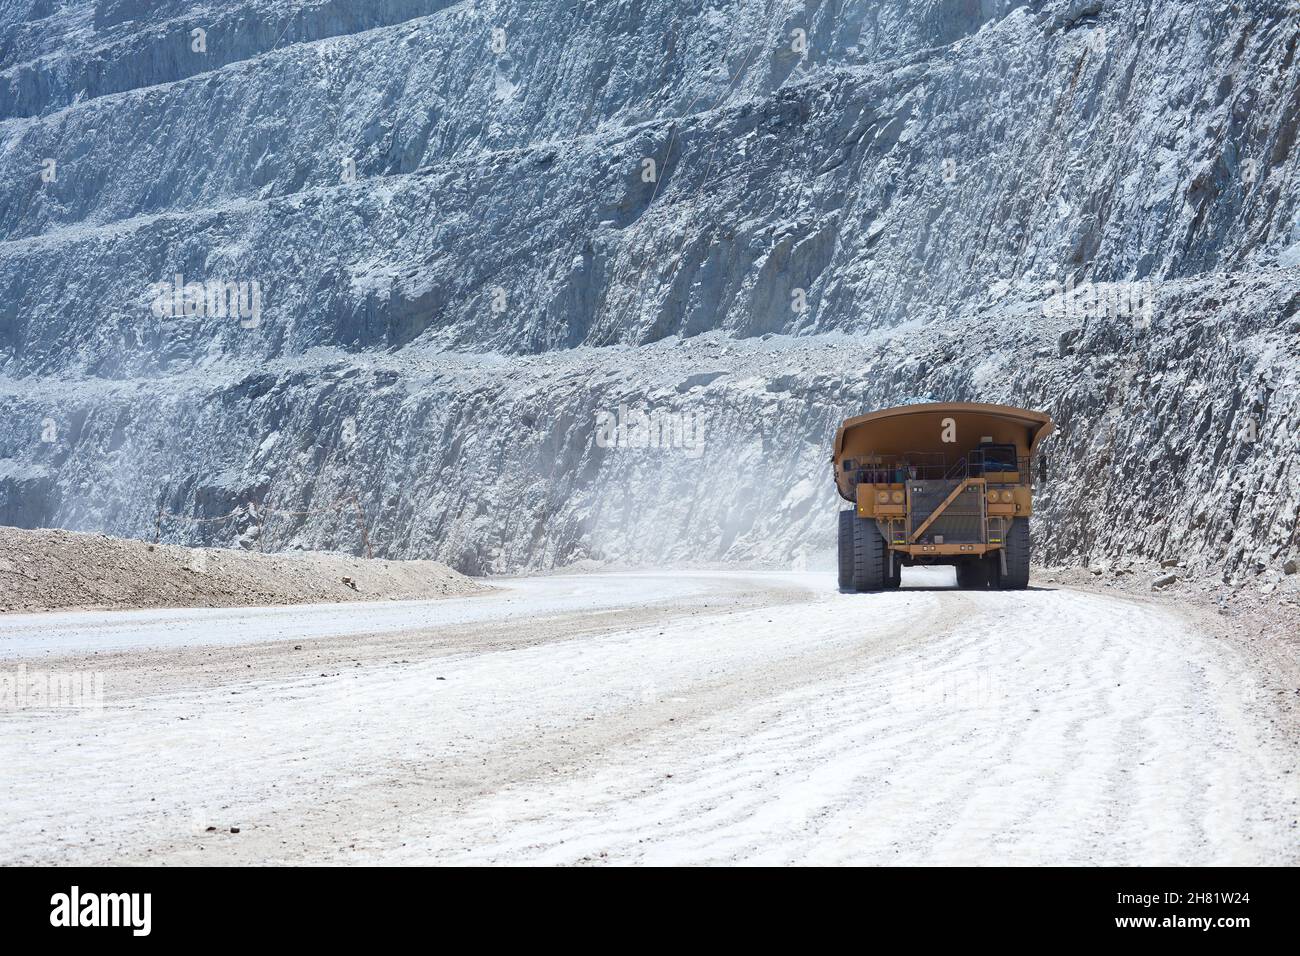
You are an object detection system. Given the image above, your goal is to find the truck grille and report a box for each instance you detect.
[909,480,984,544]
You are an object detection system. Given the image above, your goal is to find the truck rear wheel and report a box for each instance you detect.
[991,518,1031,590]
[956,561,989,589]
[886,554,901,589]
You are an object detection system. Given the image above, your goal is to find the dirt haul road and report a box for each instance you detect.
[2,570,1296,866]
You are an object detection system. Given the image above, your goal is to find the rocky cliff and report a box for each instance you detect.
[0,0,1297,584]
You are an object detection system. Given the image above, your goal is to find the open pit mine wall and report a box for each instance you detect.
[0,0,1297,581]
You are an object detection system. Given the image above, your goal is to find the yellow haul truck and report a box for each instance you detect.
[832,402,1054,591]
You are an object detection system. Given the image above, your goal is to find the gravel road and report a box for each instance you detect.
[2,569,1296,865]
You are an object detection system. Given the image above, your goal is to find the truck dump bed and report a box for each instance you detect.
[832,402,1055,501]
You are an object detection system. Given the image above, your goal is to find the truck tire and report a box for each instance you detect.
[956,561,989,589]
[837,510,856,591]
[886,555,902,589]
[992,518,1031,590]
[851,512,888,591]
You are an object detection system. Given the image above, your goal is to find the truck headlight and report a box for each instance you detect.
[891,490,904,504]
[1000,489,1014,503]
[877,490,890,503]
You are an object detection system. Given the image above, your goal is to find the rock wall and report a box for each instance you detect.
[0,0,1296,583]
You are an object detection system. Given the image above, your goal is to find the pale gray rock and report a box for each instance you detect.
[0,0,1296,583]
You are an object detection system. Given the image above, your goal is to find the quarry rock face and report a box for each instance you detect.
[0,0,1296,581]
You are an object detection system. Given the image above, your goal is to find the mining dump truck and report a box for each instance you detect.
[833,402,1054,591]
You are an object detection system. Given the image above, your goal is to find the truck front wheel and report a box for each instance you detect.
[837,510,855,591]
[838,509,888,592]
[990,518,1031,590]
